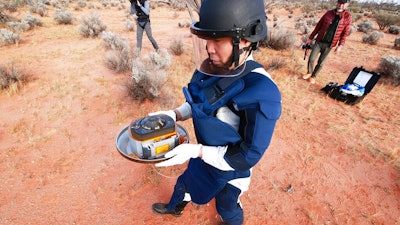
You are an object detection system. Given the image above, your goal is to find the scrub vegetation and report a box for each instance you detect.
[0,0,399,224]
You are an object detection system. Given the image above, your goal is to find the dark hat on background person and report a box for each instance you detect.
[337,0,350,3]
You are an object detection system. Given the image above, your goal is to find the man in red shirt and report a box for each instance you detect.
[303,0,352,84]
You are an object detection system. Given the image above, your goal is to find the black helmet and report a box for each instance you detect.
[191,0,267,42]
[190,0,267,76]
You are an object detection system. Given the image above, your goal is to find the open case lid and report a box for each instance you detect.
[345,67,380,94]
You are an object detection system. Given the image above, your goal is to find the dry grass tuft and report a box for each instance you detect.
[0,63,30,94]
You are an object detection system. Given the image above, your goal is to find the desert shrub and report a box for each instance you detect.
[28,1,48,17]
[101,31,128,51]
[388,25,400,35]
[362,31,384,45]
[127,49,171,102]
[22,13,43,29]
[117,3,126,10]
[87,2,95,9]
[54,8,74,24]
[306,18,317,26]
[0,63,29,91]
[147,49,171,70]
[260,27,296,50]
[103,31,138,73]
[374,11,400,30]
[169,0,187,10]
[5,13,43,33]
[178,21,190,28]
[295,21,310,34]
[105,47,136,73]
[78,12,107,38]
[354,14,363,22]
[301,3,314,14]
[6,21,30,32]
[395,38,400,49]
[3,0,20,12]
[349,5,361,13]
[299,24,310,34]
[125,19,135,31]
[357,20,374,33]
[349,25,357,35]
[378,55,400,86]
[0,28,20,45]
[77,0,86,8]
[169,38,184,56]
[300,34,308,44]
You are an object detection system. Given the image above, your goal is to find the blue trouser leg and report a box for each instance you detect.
[215,183,244,225]
[167,175,186,212]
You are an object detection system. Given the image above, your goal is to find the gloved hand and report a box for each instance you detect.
[155,144,201,167]
[148,110,176,121]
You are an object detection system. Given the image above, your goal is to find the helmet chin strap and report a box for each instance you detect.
[232,38,258,67]
[232,37,241,67]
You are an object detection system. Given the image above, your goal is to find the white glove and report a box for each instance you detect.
[155,144,201,167]
[148,110,176,121]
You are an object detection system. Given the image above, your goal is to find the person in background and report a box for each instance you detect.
[303,0,352,84]
[148,0,282,224]
[130,0,159,52]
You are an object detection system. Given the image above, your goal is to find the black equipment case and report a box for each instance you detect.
[321,66,380,105]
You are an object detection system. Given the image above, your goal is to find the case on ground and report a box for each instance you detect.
[321,66,380,105]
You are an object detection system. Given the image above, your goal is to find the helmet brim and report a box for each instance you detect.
[190,22,256,40]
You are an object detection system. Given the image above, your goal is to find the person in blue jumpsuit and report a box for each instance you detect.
[149,0,282,224]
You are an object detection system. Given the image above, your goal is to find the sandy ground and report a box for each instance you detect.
[1,3,399,225]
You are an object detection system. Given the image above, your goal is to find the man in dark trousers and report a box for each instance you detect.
[130,0,159,52]
[303,0,352,84]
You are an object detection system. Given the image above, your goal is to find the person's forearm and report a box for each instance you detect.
[139,1,150,15]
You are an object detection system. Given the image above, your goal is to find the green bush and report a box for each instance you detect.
[374,11,400,30]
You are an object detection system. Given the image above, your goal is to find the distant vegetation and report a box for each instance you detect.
[0,0,399,95]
